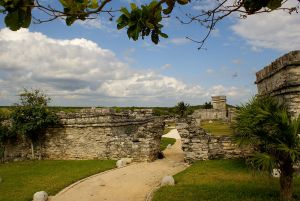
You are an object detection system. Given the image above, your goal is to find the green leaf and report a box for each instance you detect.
[66,16,76,26]
[145,21,154,29]
[267,0,282,10]
[120,7,130,18]
[117,15,128,30]
[88,0,98,9]
[59,0,69,8]
[176,0,189,5]
[5,11,21,31]
[148,1,159,9]
[21,9,31,28]
[243,0,264,14]
[130,3,137,10]
[159,32,168,38]
[151,31,159,44]
[163,0,175,15]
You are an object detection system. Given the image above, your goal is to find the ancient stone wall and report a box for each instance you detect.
[177,118,250,163]
[255,50,300,118]
[192,109,227,123]
[4,109,164,162]
[192,96,236,123]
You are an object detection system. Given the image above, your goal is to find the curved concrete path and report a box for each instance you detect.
[49,129,186,201]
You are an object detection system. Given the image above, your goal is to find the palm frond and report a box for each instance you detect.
[247,152,277,172]
[277,143,300,162]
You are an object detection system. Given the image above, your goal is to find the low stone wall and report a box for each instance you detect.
[255,50,300,118]
[177,118,250,163]
[192,109,227,122]
[4,109,164,162]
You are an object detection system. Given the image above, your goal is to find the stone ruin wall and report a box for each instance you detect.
[192,96,236,124]
[5,109,164,162]
[193,109,227,123]
[255,50,300,118]
[176,118,250,163]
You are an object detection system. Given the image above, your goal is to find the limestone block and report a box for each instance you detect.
[33,191,48,201]
[161,175,175,186]
[272,169,281,178]
[116,159,126,168]
[121,158,133,164]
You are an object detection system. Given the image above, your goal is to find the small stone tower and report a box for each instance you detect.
[212,96,227,110]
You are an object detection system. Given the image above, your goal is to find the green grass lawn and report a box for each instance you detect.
[160,137,176,151]
[0,160,116,201]
[201,120,234,136]
[153,159,300,201]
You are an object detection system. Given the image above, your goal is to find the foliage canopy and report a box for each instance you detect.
[11,89,60,158]
[0,0,298,47]
[234,96,300,201]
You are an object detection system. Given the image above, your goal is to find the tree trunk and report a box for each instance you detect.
[30,141,34,159]
[0,145,4,163]
[279,160,294,201]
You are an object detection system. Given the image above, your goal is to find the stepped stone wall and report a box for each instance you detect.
[4,109,164,162]
[177,118,250,163]
[255,50,300,118]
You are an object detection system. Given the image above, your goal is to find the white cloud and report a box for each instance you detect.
[169,37,190,45]
[192,0,217,11]
[206,68,215,74]
[0,28,251,106]
[232,59,242,65]
[161,64,172,70]
[231,0,300,51]
[76,19,102,29]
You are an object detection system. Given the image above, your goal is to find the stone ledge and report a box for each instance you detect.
[255,50,300,84]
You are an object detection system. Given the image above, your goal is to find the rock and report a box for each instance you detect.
[272,169,280,178]
[161,175,175,186]
[33,191,48,201]
[121,158,133,164]
[116,159,126,168]
[167,144,172,149]
[209,120,213,123]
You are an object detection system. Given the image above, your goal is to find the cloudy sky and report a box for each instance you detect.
[0,0,299,107]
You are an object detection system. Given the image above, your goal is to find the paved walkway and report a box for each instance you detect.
[49,129,186,201]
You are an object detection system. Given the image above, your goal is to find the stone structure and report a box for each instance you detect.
[192,96,237,123]
[255,50,300,118]
[4,109,164,162]
[212,96,227,110]
[177,118,250,163]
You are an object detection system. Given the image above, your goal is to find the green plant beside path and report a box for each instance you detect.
[153,160,300,201]
[0,160,116,201]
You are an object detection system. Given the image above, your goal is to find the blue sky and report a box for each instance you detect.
[0,0,299,107]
